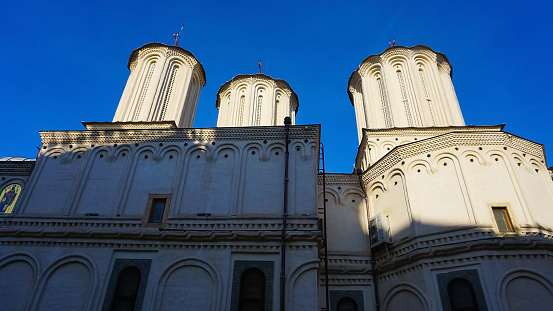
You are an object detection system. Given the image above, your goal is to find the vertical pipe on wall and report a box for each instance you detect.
[320,143,330,311]
[280,116,291,311]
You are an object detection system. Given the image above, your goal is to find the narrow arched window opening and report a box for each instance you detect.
[447,278,479,311]
[255,95,263,126]
[238,268,266,311]
[133,62,156,121]
[396,69,413,127]
[337,296,359,311]
[110,266,141,311]
[160,66,178,121]
[238,95,246,126]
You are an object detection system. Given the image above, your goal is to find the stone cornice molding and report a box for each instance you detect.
[376,240,553,280]
[357,125,505,157]
[324,256,372,275]
[82,121,178,130]
[371,225,553,277]
[0,239,318,251]
[360,130,546,184]
[39,125,320,146]
[317,174,360,186]
[323,275,372,285]
[0,216,320,231]
[0,161,36,176]
[0,217,322,243]
[127,42,206,87]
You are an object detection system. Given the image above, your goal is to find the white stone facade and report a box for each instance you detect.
[348,45,464,142]
[113,43,206,128]
[216,74,298,127]
[1,43,553,311]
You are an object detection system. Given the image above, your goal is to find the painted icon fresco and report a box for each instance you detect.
[0,184,21,213]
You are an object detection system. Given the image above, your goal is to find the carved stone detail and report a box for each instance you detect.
[361,131,545,184]
[39,125,320,146]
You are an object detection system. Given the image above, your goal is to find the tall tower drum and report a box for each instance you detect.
[216,74,299,127]
[112,43,206,128]
[348,45,464,141]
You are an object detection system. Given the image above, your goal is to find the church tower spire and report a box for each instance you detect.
[348,45,464,142]
[112,43,206,128]
[215,74,298,127]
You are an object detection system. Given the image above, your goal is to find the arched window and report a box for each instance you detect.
[133,61,156,121]
[160,66,178,121]
[448,278,479,311]
[238,95,246,126]
[238,268,266,311]
[110,266,141,311]
[255,95,263,126]
[337,296,359,311]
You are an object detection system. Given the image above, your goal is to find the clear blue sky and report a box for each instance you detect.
[1,0,552,173]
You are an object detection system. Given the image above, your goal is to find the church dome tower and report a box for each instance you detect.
[348,45,464,141]
[112,43,206,128]
[215,74,298,127]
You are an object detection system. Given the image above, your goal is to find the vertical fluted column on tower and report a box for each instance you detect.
[112,43,206,128]
[215,74,299,127]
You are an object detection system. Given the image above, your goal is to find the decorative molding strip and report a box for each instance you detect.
[0,239,318,250]
[317,174,360,186]
[0,162,36,176]
[362,131,545,184]
[39,125,320,146]
[321,275,373,285]
[378,252,553,281]
[82,121,177,130]
[0,217,320,232]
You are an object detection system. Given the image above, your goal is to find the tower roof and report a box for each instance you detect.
[215,74,299,112]
[347,45,452,105]
[127,42,206,86]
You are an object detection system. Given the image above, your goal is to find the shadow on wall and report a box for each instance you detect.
[14,125,320,218]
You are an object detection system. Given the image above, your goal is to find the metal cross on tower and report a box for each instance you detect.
[173,25,184,47]
[257,59,267,74]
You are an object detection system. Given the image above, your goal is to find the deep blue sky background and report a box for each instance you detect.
[1,1,552,173]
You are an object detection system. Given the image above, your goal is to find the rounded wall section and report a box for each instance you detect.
[216,74,298,127]
[113,43,206,128]
[348,45,465,132]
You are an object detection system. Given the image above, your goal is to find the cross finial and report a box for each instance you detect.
[389,38,396,47]
[257,59,267,74]
[173,24,184,47]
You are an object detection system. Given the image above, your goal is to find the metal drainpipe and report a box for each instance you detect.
[280,117,291,311]
[357,169,380,311]
[320,143,330,311]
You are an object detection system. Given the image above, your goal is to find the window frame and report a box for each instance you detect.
[230,261,274,311]
[102,259,152,311]
[141,194,172,228]
[488,204,516,235]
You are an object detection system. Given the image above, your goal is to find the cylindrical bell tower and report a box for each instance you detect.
[348,45,464,141]
[113,43,206,128]
[216,74,299,127]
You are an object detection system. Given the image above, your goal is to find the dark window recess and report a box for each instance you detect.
[110,266,141,311]
[437,269,488,311]
[149,198,166,223]
[337,296,359,311]
[102,259,151,311]
[330,291,364,311]
[230,261,274,311]
[492,207,514,233]
[448,278,479,311]
[238,268,266,311]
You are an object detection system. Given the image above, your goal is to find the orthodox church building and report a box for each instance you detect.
[1,42,553,311]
